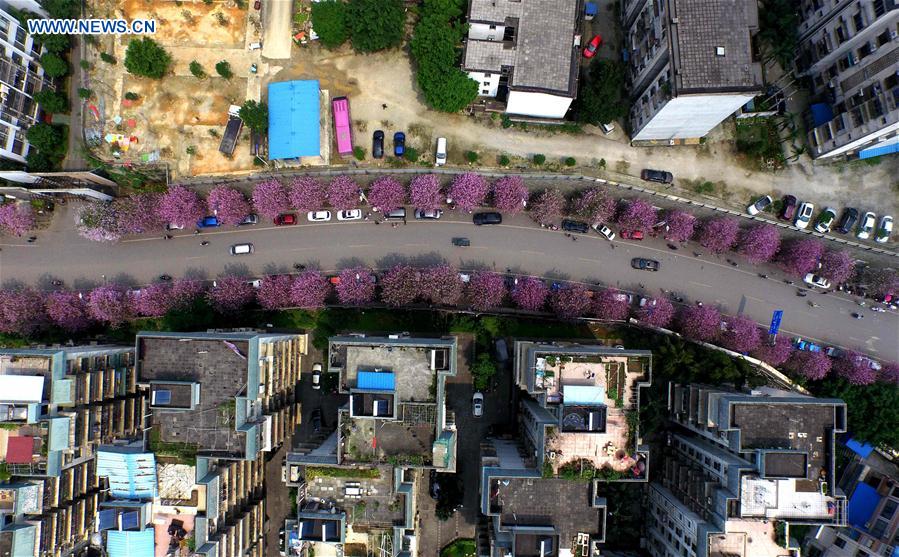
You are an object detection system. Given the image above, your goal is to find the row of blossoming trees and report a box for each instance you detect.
[1,264,896,386]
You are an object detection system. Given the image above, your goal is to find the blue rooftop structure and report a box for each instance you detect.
[847,482,881,530]
[107,530,154,557]
[97,450,158,499]
[268,80,321,160]
[845,437,875,458]
[357,371,396,391]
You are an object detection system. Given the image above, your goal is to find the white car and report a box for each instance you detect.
[747,195,772,216]
[435,137,447,167]
[875,215,893,243]
[230,243,253,255]
[166,223,185,231]
[803,273,832,289]
[857,211,876,240]
[794,202,815,229]
[336,209,362,221]
[592,223,615,241]
[311,363,322,390]
[472,392,484,418]
[307,210,332,222]
[814,207,837,234]
[247,279,262,289]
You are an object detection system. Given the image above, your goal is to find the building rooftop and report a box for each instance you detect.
[707,519,794,557]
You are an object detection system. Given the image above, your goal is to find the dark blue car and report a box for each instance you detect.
[197,216,221,228]
[393,131,405,157]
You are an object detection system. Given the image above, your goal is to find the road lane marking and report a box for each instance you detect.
[578,257,600,263]
[520,250,544,256]
[689,281,712,288]
[347,244,373,248]
[745,295,766,303]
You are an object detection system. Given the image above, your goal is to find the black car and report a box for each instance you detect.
[561,219,589,233]
[631,257,660,271]
[429,469,441,500]
[372,130,384,158]
[393,131,405,157]
[837,208,859,234]
[310,408,322,434]
[473,212,502,225]
[640,168,674,184]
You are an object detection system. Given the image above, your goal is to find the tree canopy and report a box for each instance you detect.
[33,89,68,114]
[39,52,68,78]
[25,123,64,155]
[348,0,405,53]
[238,100,269,134]
[311,0,349,49]
[124,37,171,79]
[574,60,628,126]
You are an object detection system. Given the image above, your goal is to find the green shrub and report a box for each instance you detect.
[564,157,576,167]
[498,154,510,166]
[306,466,380,480]
[533,154,546,165]
[77,87,92,99]
[404,147,419,162]
[186,145,197,155]
[124,91,139,101]
[189,61,206,79]
[501,114,512,128]
[100,52,116,64]
[465,151,478,163]
[215,60,232,79]
[353,146,365,161]
[79,59,90,70]
[123,37,171,79]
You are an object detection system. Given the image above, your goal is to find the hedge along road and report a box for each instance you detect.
[0,201,896,363]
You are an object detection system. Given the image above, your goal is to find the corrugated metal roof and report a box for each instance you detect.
[357,371,395,391]
[106,529,154,557]
[0,375,44,403]
[97,451,158,499]
[268,80,320,160]
[5,437,34,464]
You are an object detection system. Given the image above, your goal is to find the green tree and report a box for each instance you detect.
[41,0,79,18]
[215,60,233,79]
[189,61,206,79]
[26,123,64,155]
[574,60,627,126]
[124,91,139,101]
[311,0,349,49]
[471,353,496,391]
[33,89,69,113]
[348,0,404,53]
[100,52,116,64]
[816,379,899,450]
[124,37,171,79]
[564,157,576,167]
[25,150,54,171]
[36,33,70,54]
[238,100,268,133]
[498,154,510,166]
[77,87,92,99]
[757,0,799,69]
[465,151,478,163]
[40,52,68,78]
[533,154,545,165]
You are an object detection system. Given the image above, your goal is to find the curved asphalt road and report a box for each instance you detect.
[0,206,896,362]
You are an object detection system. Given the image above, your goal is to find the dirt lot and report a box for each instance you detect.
[120,0,247,48]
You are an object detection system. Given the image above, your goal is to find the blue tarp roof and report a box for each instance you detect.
[107,530,154,557]
[859,137,899,160]
[585,2,598,15]
[268,80,320,160]
[357,371,395,391]
[810,103,834,127]
[97,451,157,499]
[846,438,874,458]
[848,482,881,530]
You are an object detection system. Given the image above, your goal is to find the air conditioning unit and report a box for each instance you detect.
[890,29,898,40]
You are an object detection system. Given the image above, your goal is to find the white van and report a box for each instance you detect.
[248,42,262,50]
[600,122,615,135]
[230,243,254,255]
[435,137,447,167]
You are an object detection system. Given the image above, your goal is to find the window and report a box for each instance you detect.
[834,537,847,548]
[481,89,489,95]
[483,81,490,86]
[853,11,865,32]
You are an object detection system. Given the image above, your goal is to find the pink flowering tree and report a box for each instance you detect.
[491,176,529,214]
[465,272,506,311]
[778,238,825,276]
[288,177,326,212]
[409,174,443,211]
[87,285,134,327]
[881,363,899,385]
[635,297,675,327]
[0,203,35,236]
[449,173,489,212]
[697,217,740,254]
[833,350,877,385]
[135,283,177,317]
[664,210,697,242]
[0,289,47,335]
[419,264,463,306]
[786,350,831,381]
[511,277,549,311]
[550,284,590,319]
[336,268,376,305]
[738,224,781,263]
[45,291,93,332]
[676,305,721,342]
[719,315,762,354]
[819,250,855,284]
[616,199,657,232]
[170,279,207,309]
[751,336,794,367]
[259,274,299,309]
[326,176,361,210]
[380,265,421,306]
[207,276,255,313]
[865,267,899,299]
[207,186,251,225]
[252,179,290,218]
[157,185,206,227]
[572,188,615,224]
[367,176,406,213]
[76,201,122,242]
[529,189,565,226]
[591,288,630,321]
[114,193,164,234]
[288,272,330,309]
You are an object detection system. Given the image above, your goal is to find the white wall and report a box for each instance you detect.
[506,91,573,119]
[632,93,755,140]
[468,22,505,41]
[815,120,899,159]
[467,71,500,97]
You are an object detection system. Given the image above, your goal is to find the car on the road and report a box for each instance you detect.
[310,408,322,434]
[311,363,322,390]
[307,210,332,222]
[372,130,384,158]
[836,208,859,234]
[166,223,185,231]
[747,195,772,216]
[197,215,221,228]
[593,223,616,241]
[875,215,893,243]
[336,209,362,221]
[824,346,844,358]
[561,219,589,233]
[239,214,259,225]
[414,208,443,220]
[435,137,447,167]
[857,211,876,239]
[640,168,674,184]
[274,213,297,226]
[393,131,405,157]
[619,229,644,240]
[473,212,502,225]
[814,207,837,233]
[804,273,832,289]
[779,195,798,220]
[472,392,484,418]
[230,243,254,255]
[452,237,470,247]
[794,202,815,229]
[583,35,602,58]
[631,257,660,271]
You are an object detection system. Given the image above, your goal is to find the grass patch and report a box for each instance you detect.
[148,427,197,465]
[305,466,380,480]
[441,539,476,557]
[735,118,785,170]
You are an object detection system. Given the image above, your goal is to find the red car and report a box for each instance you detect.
[327,276,341,286]
[620,229,644,240]
[254,0,261,9]
[583,35,602,58]
[274,213,297,226]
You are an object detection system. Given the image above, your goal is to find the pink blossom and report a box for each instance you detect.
[664,210,697,243]
[170,279,207,309]
[409,175,443,211]
[591,288,630,321]
[326,176,361,210]
[252,179,290,218]
[751,336,794,367]
[207,186,251,225]
[419,265,463,306]
[491,176,529,214]
[87,284,134,327]
[449,173,489,212]
[0,203,35,236]
[880,363,899,385]
[335,268,376,305]
[114,193,164,234]
[833,350,877,385]
[257,275,298,309]
[697,217,740,254]
[778,238,825,277]
[288,177,326,212]
[819,250,855,284]
[786,350,831,381]
[286,272,329,309]
[571,188,615,224]
[367,176,406,213]
[465,272,506,311]
[738,224,781,263]
[510,277,548,311]
[676,305,720,342]
[616,199,657,232]
[635,297,674,328]
[45,291,93,332]
[380,265,421,306]
[529,189,565,226]
[550,283,590,319]
[719,315,762,354]
[0,288,47,335]
[157,185,205,227]
[207,276,255,313]
[135,283,175,316]
[76,201,121,242]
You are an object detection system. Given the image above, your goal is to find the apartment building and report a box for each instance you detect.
[797,0,899,159]
[646,384,848,557]
[622,0,763,141]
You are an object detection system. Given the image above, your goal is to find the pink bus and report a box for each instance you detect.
[332,96,353,156]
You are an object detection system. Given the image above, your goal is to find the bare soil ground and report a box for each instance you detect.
[121,0,246,48]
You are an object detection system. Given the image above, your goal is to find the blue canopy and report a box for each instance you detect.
[107,530,154,557]
[268,80,321,160]
[845,437,874,458]
[810,103,834,127]
[848,482,881,530]
[357,371,395,391]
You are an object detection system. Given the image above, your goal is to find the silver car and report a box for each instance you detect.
[794,202,815,229]
[414,208,443,220]
[472,392,484,418]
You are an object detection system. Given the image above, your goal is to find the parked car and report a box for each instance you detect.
[230,243,254,255]
[429,470,441,500]
[824,346,844,358]
[166,223,185,231]
[327,275,341,286]
[435,137,447,167]
[794,202,815,229]
[254,0,261,9]
[414,208,443,220]
[310,408,322,434]
[619,229,644,240]
[561,219,589,233]
[494,338,509,363]
[247,279,262,289]
[640,168,673,184]
[747,195,772,216]
[814,207,837,233]
[794,338,823,352]
[836,208,859,234]
[274,213,297,226]
[472,392,484,418]
[631,257,660,271]
[804,273,832,289]
[311,363,322,390]
[337,209,362,221]
[875,215,893,243]
[779,195,798,221]
[857,211,876,239]
[239,214,259,225]
[307,210,332,222]
[197,215,221,228]
[473,212,502,225]
[583,35,602,58]
[384,208,407,221]
[393,131,405,157]
[592,223,616,241]
[599,122,615,135]
[372,130,384,158]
